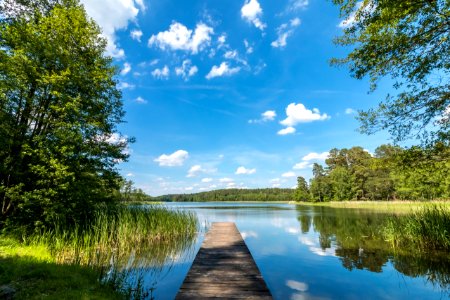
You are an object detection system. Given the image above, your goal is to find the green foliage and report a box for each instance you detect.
[156,188,295,202]
[332,0,450,143]
[119,179,153,203]
[19,205,198,267]
[382,205,450,251]
[1,205,199,299]
[308,143,450,201]
[297,205,450,289]
[294,176,310,201]
[0,1,129,231]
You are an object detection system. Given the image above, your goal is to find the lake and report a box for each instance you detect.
[133,202,449,300]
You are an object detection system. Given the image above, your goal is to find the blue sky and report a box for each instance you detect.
[80,0,392,196]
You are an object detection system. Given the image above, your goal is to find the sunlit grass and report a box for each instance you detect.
[1,205,199,298]
[296,200,450,214]
[382,204,450,251]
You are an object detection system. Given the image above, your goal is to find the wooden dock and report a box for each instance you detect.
[176,222,272,299]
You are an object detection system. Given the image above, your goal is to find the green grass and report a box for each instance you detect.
[1,205,199,299]
[0,237,124,299]
[296,200,450,214]
[382,204,450,251]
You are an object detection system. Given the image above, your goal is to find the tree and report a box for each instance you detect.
[310,163,332,202]
[329,167,354,200]
[332,0,450,143]
[0,0,129,231]
[295,176,310,201]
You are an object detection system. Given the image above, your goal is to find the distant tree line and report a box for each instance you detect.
[156,188,294,202]
[119,179,152,202]
[295,143,450,201]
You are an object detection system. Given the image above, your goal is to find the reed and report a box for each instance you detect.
[382,204,450,251]
[2,204,199,298]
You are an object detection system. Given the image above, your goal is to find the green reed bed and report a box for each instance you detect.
[1,205,199,299]
[382,204,450,251]
[40,205,199,267]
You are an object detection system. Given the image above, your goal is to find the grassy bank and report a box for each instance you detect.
[382,205,450,252]
[0,237,124,299]
[296,200,450,214]
[0,205,199,299]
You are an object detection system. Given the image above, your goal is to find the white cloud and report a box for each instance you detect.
[219,177,234,183]
[286,280,308,292]
[345,108,356,114]
[270,178,281,184]
[241,231,258,239]
[235,166,256,175]
[290,18,301,27]
[277,126,296,135]
[135,96,147,104]
[271,18,301,48]
[151,65,170,79]
[154,150,189,167]
[185,187,194,191]
[218,34,227,45]
[243,39,254,54]
[281,172,297,178]
[338,1,375,29]
[286,0,309,12]
[130,29,143,42]
[293,161,312,169]
[302,152,329,161]
[206,62,240,79]
[224,50,238,59]
[202,178,213,183]
[100,133,127,145]
[249,110,277,123]
[272,183,281,188]
[120,62,131,75]
[81,0,143,58]
[241,0,266,31]
[135,0,146,12]
[187,165,202,177]
[117,82,135,89]
[175,60,198,81]
[148,22,214,54]
[364,149,374,157]
[186,165,217,177]
[262,110,277,121]
[282,171,296,178]
[126,172,134,177]
[292,152,328,169]
[299,236,315,246]
[280,103,330,126]
[187,165,217,178]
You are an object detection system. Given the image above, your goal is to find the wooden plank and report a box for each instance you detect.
[176,222,272,299]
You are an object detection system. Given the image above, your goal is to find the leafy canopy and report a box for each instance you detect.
[332,0,450,143]
[0,0,129,231]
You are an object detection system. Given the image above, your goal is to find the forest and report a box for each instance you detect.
[156,188,294,202]
[156,142,450,203]
[296,143,450,202]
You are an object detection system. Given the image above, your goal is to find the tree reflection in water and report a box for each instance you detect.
[296,205,450,293]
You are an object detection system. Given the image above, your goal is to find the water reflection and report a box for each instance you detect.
[298,205,450,292]
[143,202,450,300]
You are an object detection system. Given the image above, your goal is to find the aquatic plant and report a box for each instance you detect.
[382,204,450,251]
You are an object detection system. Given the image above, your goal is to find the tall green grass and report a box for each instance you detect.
[382,204,450,251]
[35,205,199,268]
[2,205,199,298]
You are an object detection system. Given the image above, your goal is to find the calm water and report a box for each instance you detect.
[135,202,449,300]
